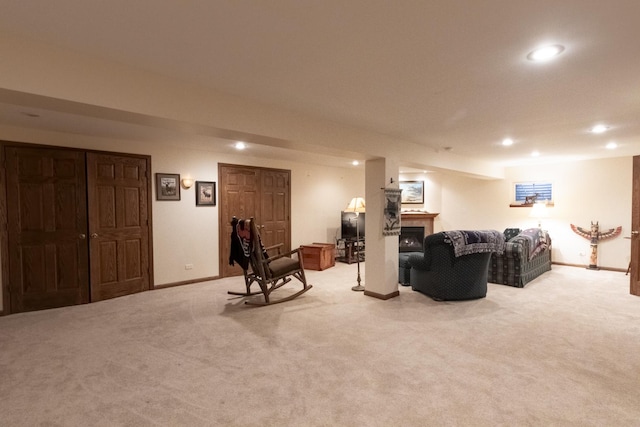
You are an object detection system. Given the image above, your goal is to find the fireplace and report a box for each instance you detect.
[399,226,425,252]
[398,211,439,252]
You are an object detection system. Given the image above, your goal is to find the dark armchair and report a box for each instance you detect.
[408,230,504,301]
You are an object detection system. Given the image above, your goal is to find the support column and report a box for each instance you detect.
[363,158,400,300]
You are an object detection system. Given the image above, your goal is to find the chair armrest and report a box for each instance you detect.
[408,253,430,271]
[265,243,284,255]
[265,247,301,263]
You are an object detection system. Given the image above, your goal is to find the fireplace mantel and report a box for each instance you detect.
[401,212,439,221]
[401,212,439,236]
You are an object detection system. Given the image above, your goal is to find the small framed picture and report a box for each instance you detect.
[156,173,181,201]
[196,181,216,206]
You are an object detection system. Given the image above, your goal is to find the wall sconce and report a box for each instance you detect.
[181,178,194,189]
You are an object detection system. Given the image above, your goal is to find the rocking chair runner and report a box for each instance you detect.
[228,218,312,305]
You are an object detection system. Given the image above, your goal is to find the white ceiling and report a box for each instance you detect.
[1,0,639,169]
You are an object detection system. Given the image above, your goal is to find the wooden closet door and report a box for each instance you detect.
[219,164,291,278]
[5,147,89,312]
[219,165,259,278]
[86,153,150,301]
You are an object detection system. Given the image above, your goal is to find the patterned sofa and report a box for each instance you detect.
[488,228,552,288]
[408,230,504,301]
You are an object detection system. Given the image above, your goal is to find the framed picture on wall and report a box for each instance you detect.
[399,180,424,204]
[156,173,181,201]
[196,181,216,206]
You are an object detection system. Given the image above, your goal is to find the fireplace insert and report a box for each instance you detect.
[399,226,424,252]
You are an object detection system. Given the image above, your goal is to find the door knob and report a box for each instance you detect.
[91,233,99,239]
[79,234,86,240]
[632,231,639,236]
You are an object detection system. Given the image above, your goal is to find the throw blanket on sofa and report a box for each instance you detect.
[443,230,505,257]
[515,228,549,260]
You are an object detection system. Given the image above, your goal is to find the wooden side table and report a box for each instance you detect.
[300,243,336,270]
[336,238,364,264]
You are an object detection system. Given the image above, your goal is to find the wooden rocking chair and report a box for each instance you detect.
[228,218,312,305]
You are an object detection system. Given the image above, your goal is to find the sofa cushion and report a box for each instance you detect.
[504,228,521,241]
[269,257,300,277]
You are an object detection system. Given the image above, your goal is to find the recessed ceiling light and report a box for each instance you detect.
[531,151,540,157]
[527,44,565,62]
[234,141,246,150]
[591,124,609,134]
[352,160,359,166]
[606,142,618,150]
[502,138,514,146]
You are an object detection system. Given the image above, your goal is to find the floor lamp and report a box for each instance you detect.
[345,197,366,291]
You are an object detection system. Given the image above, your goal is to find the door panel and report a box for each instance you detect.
[219,165,291,278]
[87,153,150,301]
[631,156,640,296]
[6,147,89,312]
[260,170,289,249]
[220,165,259,277]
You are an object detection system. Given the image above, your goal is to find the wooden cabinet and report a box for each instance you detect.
[301,243,336,271]
[3,144,152,314]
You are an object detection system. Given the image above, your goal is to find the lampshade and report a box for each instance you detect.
[344,197,366,213]
[529,202,547,218]
[530,201,548,228]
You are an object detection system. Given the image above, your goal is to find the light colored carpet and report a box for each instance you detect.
[1,264,639,426]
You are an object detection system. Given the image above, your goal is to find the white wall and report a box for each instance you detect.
[398,173,441,213]
[436,157,632,270]
[0,126,364,311]
[1,124,631,313]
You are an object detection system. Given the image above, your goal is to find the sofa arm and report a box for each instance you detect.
[408,253,430,271]
[508,228,551,261]
[504,241,527,260]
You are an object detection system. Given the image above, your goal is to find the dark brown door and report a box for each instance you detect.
[87,153,150,301]
[219,164,290,277]
[6,147,89,312]
[631,155,640,296]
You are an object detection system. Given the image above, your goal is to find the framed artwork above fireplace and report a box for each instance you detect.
[399,180,424,204]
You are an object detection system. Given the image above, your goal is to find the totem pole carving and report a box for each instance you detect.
[570,221,621,270]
